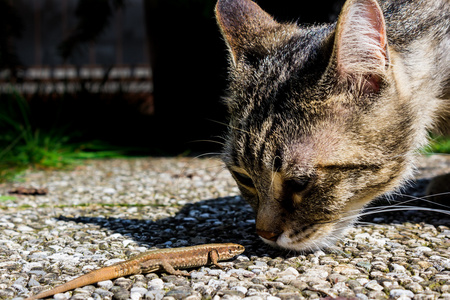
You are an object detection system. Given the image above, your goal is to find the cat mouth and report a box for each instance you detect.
[258,218,355,252]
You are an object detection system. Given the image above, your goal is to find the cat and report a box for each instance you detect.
[215,0,450,251]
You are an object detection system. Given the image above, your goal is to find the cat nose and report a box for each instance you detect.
[256,229,281,242]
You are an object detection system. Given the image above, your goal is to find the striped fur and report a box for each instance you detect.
[216,0,450,251]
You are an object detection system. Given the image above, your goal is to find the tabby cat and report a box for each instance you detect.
[215,0,450,251]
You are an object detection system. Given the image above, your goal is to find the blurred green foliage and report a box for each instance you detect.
[0,90,130,182]
[424,136,450,154]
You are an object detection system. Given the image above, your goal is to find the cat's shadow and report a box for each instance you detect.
[362,178,450,226]
[57,179,448,257]
[57,195,279,257]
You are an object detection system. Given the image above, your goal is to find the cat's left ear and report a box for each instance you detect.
[215,0,279,64]
[333,0,390,93]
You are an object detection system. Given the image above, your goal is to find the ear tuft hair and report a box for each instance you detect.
[334,0,389,93]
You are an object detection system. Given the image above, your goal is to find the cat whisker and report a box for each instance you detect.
[353,221,382,226]
[343,192,450,215]
[208,118,259,138]
[206,118,229,128]
[192,152,223,159]
[338,206,450,223]
[189,139,226,147]
[396,191,450,204]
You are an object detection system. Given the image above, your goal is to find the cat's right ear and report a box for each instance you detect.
[332,0,390,94]
[215,0,278,64]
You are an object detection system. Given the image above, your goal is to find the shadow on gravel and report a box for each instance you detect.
[57,179,449,258]
[361,178,450,226]
[57,196,284,257]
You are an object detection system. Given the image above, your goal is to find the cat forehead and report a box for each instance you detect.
[226,28,335,116]
[232,26,332,78]
[226,114,349,174]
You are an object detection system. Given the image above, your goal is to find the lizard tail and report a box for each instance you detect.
[24,262,139,300]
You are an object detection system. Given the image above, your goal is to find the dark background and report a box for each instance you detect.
[0,0,345,156]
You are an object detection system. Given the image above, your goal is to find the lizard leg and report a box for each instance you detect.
[160,260,191,276]
[140,259,190,276]
[209,250,223,269]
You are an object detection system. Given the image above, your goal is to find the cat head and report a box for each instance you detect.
[216,0,418,251]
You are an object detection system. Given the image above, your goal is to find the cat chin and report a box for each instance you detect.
[275,233,340,252]
[260,220,355,252]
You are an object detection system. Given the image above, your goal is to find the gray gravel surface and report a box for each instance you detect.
[0,155,449,300]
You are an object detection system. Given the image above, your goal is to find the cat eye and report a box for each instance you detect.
[285,177,310,194]
[231,170,255,188]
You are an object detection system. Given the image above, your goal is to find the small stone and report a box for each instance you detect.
[266,281,284,289]
[207,279,227,290]
[391,263,407,273]
[406,282,424,293]
[148,278,164,290]
[417,261,433,269]
[112,287,130,300]
[279,267,299,276]
[165,287,193,299]
[277,275,298,284]
[103,188,116,194]
[94,288,114,298]
[355,293,369,300]
[334,265,361,275]
[17,225,35,232]
[327,273,347,283]
[364,280,384,291]
[390,289,415,299]
[414,246,433,253]
[27,278,41,288]
[97,280,114,290]
[131,287,148,295]
[145,289,165,300]
[231,286,248,294]
[367,290,386,299]
[346,280,361,289]
[356,261,372,272]
[290,279,308,290]
[114,278,133,289]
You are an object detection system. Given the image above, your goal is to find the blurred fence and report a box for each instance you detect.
[0,64,152,95]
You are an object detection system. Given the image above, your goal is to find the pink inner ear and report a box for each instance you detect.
[363,1,387,61]
[336,0,388,78]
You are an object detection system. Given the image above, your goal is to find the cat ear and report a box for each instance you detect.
[333,0,389,93]
[215,0,279,64]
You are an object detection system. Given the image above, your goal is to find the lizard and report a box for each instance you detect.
[24,243,245,300]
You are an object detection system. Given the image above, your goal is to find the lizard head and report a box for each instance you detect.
[219,243,245,260]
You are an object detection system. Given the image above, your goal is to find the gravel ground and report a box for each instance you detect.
[0,155,449,300]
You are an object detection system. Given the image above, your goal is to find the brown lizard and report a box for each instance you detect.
[24,243,245,300]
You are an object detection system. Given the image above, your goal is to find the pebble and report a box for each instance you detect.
[1,157,449,300]
[364,280,384,291]
[103,188,116,194]
[97,280,114,290]
[279,267,299,277]
[390,289,415,298]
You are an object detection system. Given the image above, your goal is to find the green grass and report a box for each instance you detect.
[0,195,16,202]
[425,136,450,154]
[0,90,130,183]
